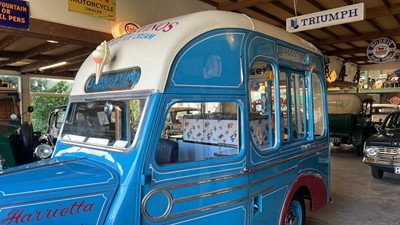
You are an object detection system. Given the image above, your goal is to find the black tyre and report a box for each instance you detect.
[284,194,305,225]
[20,121,34,164]
[371,167,384,179]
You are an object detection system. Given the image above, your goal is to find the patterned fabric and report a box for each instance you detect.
[183,118,238,145]
[250,119,271,146]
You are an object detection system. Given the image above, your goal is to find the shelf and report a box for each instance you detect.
[327,89,358,94]
[328,88,400,94]
[358,88,400,94]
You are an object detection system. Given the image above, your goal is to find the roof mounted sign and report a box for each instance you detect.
[85,67,141,93]
[286,3,364,33]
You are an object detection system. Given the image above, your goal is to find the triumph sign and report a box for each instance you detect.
[286,3,365,33]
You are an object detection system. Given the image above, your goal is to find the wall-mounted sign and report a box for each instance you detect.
[85,67,141,93]
[0,0,30,30]
[111,21,140,38]
[286,3,364,33]
[68,0,116,21]
[367,38,397,63]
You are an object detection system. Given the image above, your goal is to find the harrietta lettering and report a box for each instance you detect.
[0,200,94,225]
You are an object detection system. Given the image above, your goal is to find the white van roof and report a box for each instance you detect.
[71,10,321,96]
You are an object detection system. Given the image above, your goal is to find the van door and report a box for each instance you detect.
[141,97,250,224]
[247,60,290,224]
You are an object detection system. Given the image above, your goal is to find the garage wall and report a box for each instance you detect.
[29,0,214,33]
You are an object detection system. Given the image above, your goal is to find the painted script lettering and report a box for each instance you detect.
[1,200,94,225]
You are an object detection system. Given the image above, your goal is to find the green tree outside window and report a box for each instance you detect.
[30,78,73,133]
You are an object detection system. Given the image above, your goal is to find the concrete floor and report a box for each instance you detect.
[306,145,400,225]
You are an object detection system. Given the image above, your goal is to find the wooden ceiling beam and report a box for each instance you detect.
[0,51,57,61]
[0,66,19,72]
[0,35,20,50]
[366,3,400,19]
[217,0,276,11]
[198,0,218,7]
[55,47,93,62]
[393,14,400,25]
[20,47,92,73]
[0,42,64,67]
[49,61,83,74]
[327,48,367,56]
[315,28,400,45]
[381,0,391,9]
[247,6,284,25]
[0,18,113,47]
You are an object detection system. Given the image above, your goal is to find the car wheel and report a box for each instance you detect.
[284,194,305,225]
[371,167,384,179]
[20,121,34,164]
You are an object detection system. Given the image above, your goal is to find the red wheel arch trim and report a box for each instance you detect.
[280,174,328,225]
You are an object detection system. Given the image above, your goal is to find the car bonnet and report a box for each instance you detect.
[0,157,119,225]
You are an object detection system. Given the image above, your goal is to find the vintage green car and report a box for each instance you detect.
[327,93,374,156]
[0,88,34,169]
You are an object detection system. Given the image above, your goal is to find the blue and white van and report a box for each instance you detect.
[0,10,330,225]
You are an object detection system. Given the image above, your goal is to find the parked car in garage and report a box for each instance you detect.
[0,87,35,169]
[34,106,66,159]
[364,109,400,179]
[327,93,374,156]
[371,103,400,125]
[163,106,200,138]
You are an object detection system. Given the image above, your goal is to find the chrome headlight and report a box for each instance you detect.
[364,146,380,157]
[34,144,53,159]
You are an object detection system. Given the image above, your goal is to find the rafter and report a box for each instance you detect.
[315,28,400,46]
[218,0,276,11]
[0,35,20,50]
[0,18,113,47]
[0,42,65,67]
[20,47,93,73]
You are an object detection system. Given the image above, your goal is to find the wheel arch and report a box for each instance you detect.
[279,174,328,225]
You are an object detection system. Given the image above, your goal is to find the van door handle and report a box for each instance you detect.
[241,167,250,174]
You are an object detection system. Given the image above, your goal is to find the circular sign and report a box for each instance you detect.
[367,38,397,63]
[111,21,140,38]
[124,22,140,33]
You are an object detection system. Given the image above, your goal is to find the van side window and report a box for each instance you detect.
[312,72,325,137]
[291,72,308,140]
[249,62,276,150]
[280,68,309,142]
[157,101,240,166]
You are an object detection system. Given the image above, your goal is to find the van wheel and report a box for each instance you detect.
[371,167,383,179]
[284,194,305,225]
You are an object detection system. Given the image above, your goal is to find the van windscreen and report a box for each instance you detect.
[61,98,146,149]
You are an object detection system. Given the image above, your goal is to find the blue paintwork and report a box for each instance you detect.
[0,19,330,225]
[0,157,119,225]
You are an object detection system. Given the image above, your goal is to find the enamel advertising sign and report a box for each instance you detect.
[0,0,29,30]
[286,3,364,33]
[367,38,397,63]
[68,0,115,21]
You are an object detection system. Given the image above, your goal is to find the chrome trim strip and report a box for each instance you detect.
[69,89,156,101]
[141,190,173,220]
[142,165,297,221]
[251,145,327,173]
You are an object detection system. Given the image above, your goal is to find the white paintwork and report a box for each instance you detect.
[71,10,321,96]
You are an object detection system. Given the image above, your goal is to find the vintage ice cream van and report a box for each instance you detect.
[0,11,330,225]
